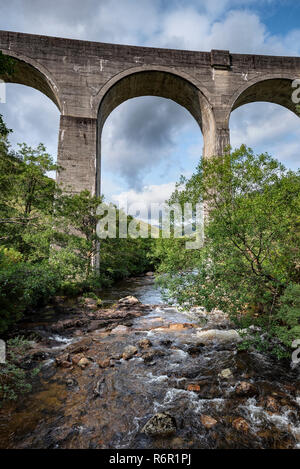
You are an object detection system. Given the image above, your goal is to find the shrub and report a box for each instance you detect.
[0,262,62,334]
[0,336,33,404]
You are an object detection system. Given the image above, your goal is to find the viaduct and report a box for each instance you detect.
[0,30,299,196]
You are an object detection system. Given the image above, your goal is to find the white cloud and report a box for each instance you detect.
[231,102,300,169]
[112,182,176,211]
[101,96,196,191]
[0,0,299,205]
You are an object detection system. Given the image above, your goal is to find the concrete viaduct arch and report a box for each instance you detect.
[0,30,299,196]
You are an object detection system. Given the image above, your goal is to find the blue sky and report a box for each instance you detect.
[0,0,299,209]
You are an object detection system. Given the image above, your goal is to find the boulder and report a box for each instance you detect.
[81,297,98,310]
[142,349,165,362]
[218,368,233,379]
[187,384,201,392]
[110,325,129,334]
[98,358,112,368]
[142,351,155,362]
[78,357,90,369]
[169,323,192,330]
[265,396,280,413]
[122,345,138,360]
[232,417,249,433]
[196,329,241,344]
[141,413,176,436]
[138,338,152,349]
[55,353,72,367]
[200,415,218,429]
[235,381,258,397]
[118,296,140,306]
[187,345,204,356]
[71,353,85,365]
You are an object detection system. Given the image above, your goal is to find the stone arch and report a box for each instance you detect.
[0,49,61,110]
[93,65,212,120]
[228,74,299,123]
[95,67,216,195]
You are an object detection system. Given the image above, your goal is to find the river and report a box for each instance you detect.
[0,274,299,449]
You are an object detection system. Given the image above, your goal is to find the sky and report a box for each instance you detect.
[0,0,299,212]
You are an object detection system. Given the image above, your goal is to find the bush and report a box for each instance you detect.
[154,146,300,357]
[0,336,35,404]
[274,283,300,348]
[0,262,62,334]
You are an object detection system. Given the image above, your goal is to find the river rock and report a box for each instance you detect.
[59,360,73,369]
[169,323,192,331]
[187,345,204,356]
[55,353,71,367]
[200,415,218,429]
[142,349,166,362]
[71,353,85,365]
[235,381,258,397]
[232,417,249,433]
[67,339,91,354]
[142,350,156,362]
[138,338,152,349]
[110,325,129,334]
[187,384,201,392]
[122,345,138,360]
[218,368,233,379]
[98,358,111,368]
[265,396,280,413]
[80,297,98,310]
[196,329,241,344]
[141,413,177,436]
[118,296,140,306]
[78,357,90,369]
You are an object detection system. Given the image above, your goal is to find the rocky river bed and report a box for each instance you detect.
[0,274,299,449]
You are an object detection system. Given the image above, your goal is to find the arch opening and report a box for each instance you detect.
[230,102,300,171]
[0,53,61,110]
[101,95,203,207]
[229,77,300,170]
[97,70,214,197]
[1,83,60,167]
[230,78,299,117]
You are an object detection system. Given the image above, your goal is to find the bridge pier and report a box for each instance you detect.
[56,115,97,195]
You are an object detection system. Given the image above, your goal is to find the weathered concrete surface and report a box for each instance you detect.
[0,30,299,195]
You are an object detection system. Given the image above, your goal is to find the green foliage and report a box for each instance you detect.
[0,51,15,76]
[154,145,300,356]
[0,336,33,404]
[0,262,62,333]
[274,283,300,347]
[0,127,154,333]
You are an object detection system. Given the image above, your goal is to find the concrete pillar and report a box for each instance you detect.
[214,125,230,155]
[202,120,230,159]
[56,115,97,195]
[202,118,230,223]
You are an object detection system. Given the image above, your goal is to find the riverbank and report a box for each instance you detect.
[0,275,299,449]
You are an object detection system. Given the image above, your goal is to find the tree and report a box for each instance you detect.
[156,146,300,356]
[0,143,59,261]
[0,51,15,76]
[54,190,103,279]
